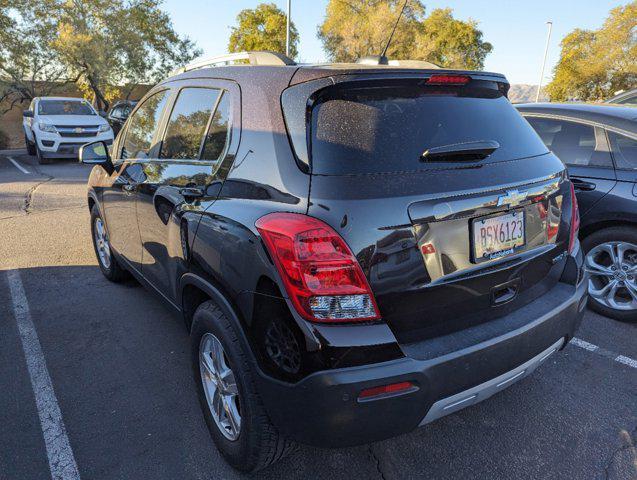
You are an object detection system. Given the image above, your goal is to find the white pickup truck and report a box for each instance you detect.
[23,97,114,164]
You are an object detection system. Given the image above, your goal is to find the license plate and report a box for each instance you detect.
[472,211,525,261]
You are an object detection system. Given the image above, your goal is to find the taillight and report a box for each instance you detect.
[426,74,470,85]
[255,213,380,323]
[568,182,580,254]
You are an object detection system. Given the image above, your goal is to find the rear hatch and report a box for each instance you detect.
[282,72,570,345]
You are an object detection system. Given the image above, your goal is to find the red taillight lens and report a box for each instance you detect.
[358,381,417,401]
[568,181,580,254]
[426,74,470,85]
[255,213,380,323]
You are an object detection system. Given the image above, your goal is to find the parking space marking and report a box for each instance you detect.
[570,337,636,369]
[7,156,31,174]
[6,270,81,480]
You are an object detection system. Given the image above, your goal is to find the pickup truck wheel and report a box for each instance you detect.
[191,301,294,472]
[35,139,51,165]
[582,226,637,323]
[25,134,36,156]
[90,205,128,282]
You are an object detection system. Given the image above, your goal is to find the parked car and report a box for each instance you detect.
[107,100,137,136]
[518,103,637,322]
[80,51,586,472]
[605,88,637,106]
[23,97,114,164]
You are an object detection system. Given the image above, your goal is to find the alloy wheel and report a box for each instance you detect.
[585,241,637,311]
[94,217,111,269]
[199,333,241,441]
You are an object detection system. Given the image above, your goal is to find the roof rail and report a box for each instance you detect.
[356,55,440,69]
[170,51,296,76]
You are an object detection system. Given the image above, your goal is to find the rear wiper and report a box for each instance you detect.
[420,140,500,162]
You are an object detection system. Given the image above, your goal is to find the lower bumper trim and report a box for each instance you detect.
[419,336,565,425]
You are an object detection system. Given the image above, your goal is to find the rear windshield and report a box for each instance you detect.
[310,80,548,175]
[38,100,95,116]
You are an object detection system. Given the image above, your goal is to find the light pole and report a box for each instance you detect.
[536,21,553,103]
[286,0,291,57]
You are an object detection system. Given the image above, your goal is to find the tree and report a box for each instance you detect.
[546,2,637,101]
[318,0,492,70]
[0,1,67,113]
[47,0,201,110]
[228,3,299,59]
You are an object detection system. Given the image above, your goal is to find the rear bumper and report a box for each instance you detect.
[255,254,587,448]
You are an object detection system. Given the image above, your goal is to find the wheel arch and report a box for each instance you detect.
[580,218,637,240]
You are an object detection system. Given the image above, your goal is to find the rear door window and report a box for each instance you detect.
[526,117,613,168]
[122,90,170,159]
[160,88,221,160]
[309,80,548,175]
[608,131,637,169]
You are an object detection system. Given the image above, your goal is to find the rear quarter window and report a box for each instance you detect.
[310,81,548,175]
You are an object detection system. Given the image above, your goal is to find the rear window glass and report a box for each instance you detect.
[310,81,548,175]
[38,100,94,116]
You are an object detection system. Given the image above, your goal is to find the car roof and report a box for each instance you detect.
[160,64,508,88]
[606,88,637,103]
[516,102,637,135]
[35,96,88,102]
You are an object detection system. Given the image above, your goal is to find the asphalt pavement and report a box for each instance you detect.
[0,150,635,480]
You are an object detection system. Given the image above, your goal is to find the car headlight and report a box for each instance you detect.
[38,123,57,133]
[98,124,111,133]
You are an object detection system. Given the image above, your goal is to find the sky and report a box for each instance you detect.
[161,0,625,85]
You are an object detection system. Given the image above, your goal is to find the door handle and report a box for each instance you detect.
[179,187,204,198]
[571,179,596,191]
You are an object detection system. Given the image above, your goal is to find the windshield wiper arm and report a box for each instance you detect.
[420,140,500,162]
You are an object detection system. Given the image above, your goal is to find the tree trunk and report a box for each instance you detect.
[87,74,109,111]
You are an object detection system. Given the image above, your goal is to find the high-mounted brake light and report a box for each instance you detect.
[256,213,381,323]
[426,75,470,85]
[568,182,580,254]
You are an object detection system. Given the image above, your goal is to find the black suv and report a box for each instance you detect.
[80,51,587,472]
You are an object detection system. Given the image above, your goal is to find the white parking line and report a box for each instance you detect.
[7,156,31,174]
[6,270,81,480]
[570,337,636,369]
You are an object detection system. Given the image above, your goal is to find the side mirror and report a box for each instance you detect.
[80,141,113,171]
[98,110,107,118]
[23,110,34,118]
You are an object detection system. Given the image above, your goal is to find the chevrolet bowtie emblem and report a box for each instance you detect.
[75,127,84,133]
[497,189,528,207]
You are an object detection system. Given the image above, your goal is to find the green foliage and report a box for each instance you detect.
[228,3,299,59]
[47,0,201,110]
[546,2,637,101]
[318,0,492,70]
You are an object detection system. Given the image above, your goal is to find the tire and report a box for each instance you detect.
[191,301,294,472]
[25,134,36,156]
[90,205,128,282]
[34,138,51,165]
[582,225,637,323]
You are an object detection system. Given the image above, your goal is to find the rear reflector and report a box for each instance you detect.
[255,213,381,323]
[568,182,580,254]
[358,382,417,401]
[426,75,470,85]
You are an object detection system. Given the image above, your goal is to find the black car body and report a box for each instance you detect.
[518,103,637,322]
[81,53,587,472]
[106,100,138,136]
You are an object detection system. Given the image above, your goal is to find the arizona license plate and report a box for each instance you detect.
[472,211,525,261]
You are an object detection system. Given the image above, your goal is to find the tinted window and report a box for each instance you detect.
[310,81,548,175]
[609,131,637,169]
[201,92,230,161]
[38,100,94,116]
[122,90,169,159]
[161,88,221,160]
[526,117,613,168]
